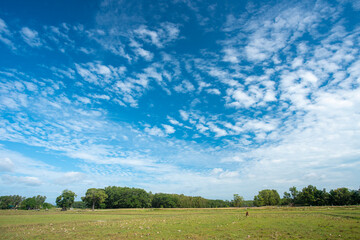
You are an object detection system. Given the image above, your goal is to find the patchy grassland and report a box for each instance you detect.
[0,206,359,239]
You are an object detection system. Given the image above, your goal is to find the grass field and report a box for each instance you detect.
[0,206,359,239]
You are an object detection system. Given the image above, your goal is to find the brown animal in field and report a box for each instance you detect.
[246,211,249,217]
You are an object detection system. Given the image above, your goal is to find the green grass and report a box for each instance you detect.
[0,206,359,239]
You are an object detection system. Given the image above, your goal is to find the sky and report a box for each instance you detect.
[0,0,359,203]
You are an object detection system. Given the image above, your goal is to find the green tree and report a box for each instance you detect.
[152,193,179,208]
[12,195,25,209]
[317,188,330,206]
[104,186,151,208]
[232,194,244,207]
[254,189,280,206]
[282,192,292,205]
[21,197,37,210]
[206,199,231,208]
[56,190,76,211]
[283,186,299,206]
[82,188,108,210]
[34,195,46,209]
[298,185,328,206]
[0,195,25,209]
[350,189,360,205]
[289,187,299,204]
[43,202,55,209]
[329,188,352,205]
[72,201,87,209]
[0,196,11,209]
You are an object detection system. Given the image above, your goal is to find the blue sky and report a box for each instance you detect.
[0,0,359,203]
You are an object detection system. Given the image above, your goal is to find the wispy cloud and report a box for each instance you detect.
[20,27,42,47]
[162,124,176,134]
[2,175,42,186]
[0,0,359,201]
[134,23,180,48]
[0,18,15,49]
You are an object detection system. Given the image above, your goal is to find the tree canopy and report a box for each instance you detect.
[104,186,152,208]
[254,189,280,206]
[282,186,360,206]
[56,190,76,211]
[82,188,108,210]
[1,185,359,211]
[21,195,46,210]
[232,194,244,207]
[0,195,24,209]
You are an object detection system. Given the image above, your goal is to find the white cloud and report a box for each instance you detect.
[292,57,303,68]
[162,124,175,134]
[299,70,318,85]
[0,157,14,172]
[135,26,160,47]
[220,156,244,163]
[75,62,126,85]
[179,110,189,121]
[0,19,9,35]
[55,172,86,185]
[0,96,19,109]
[134,47,154,61]
[205,67,242,87]
[75,95,91,104]
[207,122,228,137]
[211,168,223,174]
[210,168,239,179]
[0,0,359,201]
[196,123,209,133]
[243,120,277,132]
[174,80,195,93]
[75,64,97,83]
[222,48,240,63]
[226,88,256,108]
[91,94,110,100]
[50,66,75,79]
[134,23,180,48]
[245,45,268,62]
[145,126,165,137]
[206,88,221,95]
[20,27,42,47]
[223,122,242,134]
[221,1,335,64]
[167,116,183,126]
[0,18,14,49]
[2,175,42,186]
[351,1,360,10]
[197,81,211,92]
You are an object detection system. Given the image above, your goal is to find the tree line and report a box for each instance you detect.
[77,187,233,210]
[1,185,359,210]
[281,185,360,206]
[253,185,360,206]
[0,195,54,210]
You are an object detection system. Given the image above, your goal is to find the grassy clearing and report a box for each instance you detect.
[0,206,359,239]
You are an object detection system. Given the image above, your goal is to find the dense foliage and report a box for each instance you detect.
[0,195,51,210]
[20,195,46,210]
[72,201,87,209]
[232,194,244,207]
[282,185,360,206]
[82,188,232,209]
[82,188,108,210]
[151,193,230,208]
[253,189,281,206]
[104,186,152,208]
[0,195,24,209]
[56,190,76,211]
[1,185,359,210]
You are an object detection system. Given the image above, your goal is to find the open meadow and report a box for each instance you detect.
[0,206,359,239]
